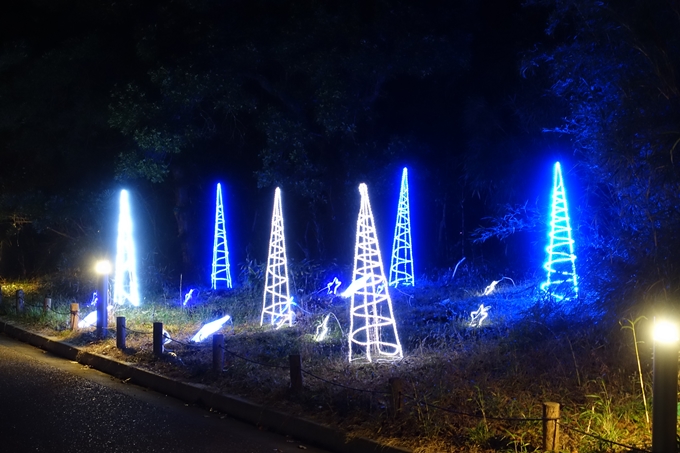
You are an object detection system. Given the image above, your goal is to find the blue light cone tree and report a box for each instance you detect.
[211,183,232,289]
[114,189,140,306]
[540,162,578,300]
[261,188,293,327]
[389,167,414,287]
[348,183,403,363]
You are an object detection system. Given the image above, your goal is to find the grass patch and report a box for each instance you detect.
[0,272,655,453]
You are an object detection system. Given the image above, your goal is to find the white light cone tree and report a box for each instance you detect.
[211,183,232,289]
[389,167,414,287]
[540,162,578,300]
[261,187,293,327]
[114,189,140,306]
[348,183,403,363]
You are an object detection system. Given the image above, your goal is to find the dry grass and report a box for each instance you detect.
[0,276,655,453]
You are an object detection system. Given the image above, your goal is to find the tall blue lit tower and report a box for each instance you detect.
[211,183,232,289]
[541,162,578,300]
[389,167,414,287]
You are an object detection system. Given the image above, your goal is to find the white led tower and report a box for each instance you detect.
[211,183,232,289]
[348,183,403,363]
[540,162,578,300]
[261,188,293,327]
[114,190,140,306]
[389,167,414,287]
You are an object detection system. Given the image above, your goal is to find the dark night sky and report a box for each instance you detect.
[0,0,561,282]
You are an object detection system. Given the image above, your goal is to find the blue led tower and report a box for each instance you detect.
[541,162,578,300]
[261,188,293,327]
[211,183,232,289]
[348,183,403,363]
[114,189,140,306]
[389,167,414,287]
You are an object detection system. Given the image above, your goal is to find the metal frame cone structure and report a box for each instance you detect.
[211,183,232,289]
[349,183,403,363]
[114,189,140,306]
[540,162,578,300]
[261,187,293,327]
[389,167,414,287]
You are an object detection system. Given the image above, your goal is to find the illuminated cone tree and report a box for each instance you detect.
[211,183,232,289]
[348,183,403,363]
[114,189,140,306]
[540,162,578,300]
[389,167,414,287]
[261,188,293,327]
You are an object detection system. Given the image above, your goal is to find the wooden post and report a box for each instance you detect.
[116,317,126,350]
[153,322,164,356]
[15,289,24,314]
[212,334,224,373]
[389,377,404,415]
[543,402,560,452]
[0,285,3,307]
[70,303,79,331]
[289,354,303,392]
[43,297,51,316]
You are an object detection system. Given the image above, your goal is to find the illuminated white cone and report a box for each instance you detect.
[348,183,403,362]
[211,183,232,289]
[114,190,140,306]
[389,167,414,287]
[261,188,293,327]
[540,162,578,300]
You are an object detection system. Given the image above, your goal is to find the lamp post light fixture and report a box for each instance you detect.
[95,260,112,339]
[652,319,678,453]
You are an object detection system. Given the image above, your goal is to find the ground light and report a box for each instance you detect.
[211,183,232,289]
[348,183,403,363]
[540,162,578,300]
[114,190,140,306]
[389,167,414,287]
[261,187,292,327]
[652,318,678,453]
[191,315,232,342]
[95,259,111,338]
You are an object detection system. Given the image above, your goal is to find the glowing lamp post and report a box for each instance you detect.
[95,260,111,338]
[652,319,678,453]
[114,189,140,306]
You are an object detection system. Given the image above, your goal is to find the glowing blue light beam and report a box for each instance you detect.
[211,183,232,289]
[470,304,491,327]
[114,190,140,306]
[89,291,98,306]
[540,162,578,300]
[389,167,414,287]
[183,289,195,307]
[190,315,232,342]
[315,314,331,342]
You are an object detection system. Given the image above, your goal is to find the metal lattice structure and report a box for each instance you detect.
[348,183,403,363]
[540,162,578,300]
[389,167,414,287]
[114,190,140,306]
[261,188,293,327]
[211,183,232,289]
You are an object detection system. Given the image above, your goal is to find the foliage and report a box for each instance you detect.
[523,0,680,311]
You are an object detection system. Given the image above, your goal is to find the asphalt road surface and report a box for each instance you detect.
[0,333,330,453]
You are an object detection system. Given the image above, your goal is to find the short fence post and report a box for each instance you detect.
[289,354,303,392]
[116,317,126,349]
[543,402,560,452]
[43,297,51,316]
[153,322,164,356]
[389,377,404,415]
[212,334,224,373]
[70,303,79,331]
[15,289,24,314]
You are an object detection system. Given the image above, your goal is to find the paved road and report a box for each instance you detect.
[0,333,329,453]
